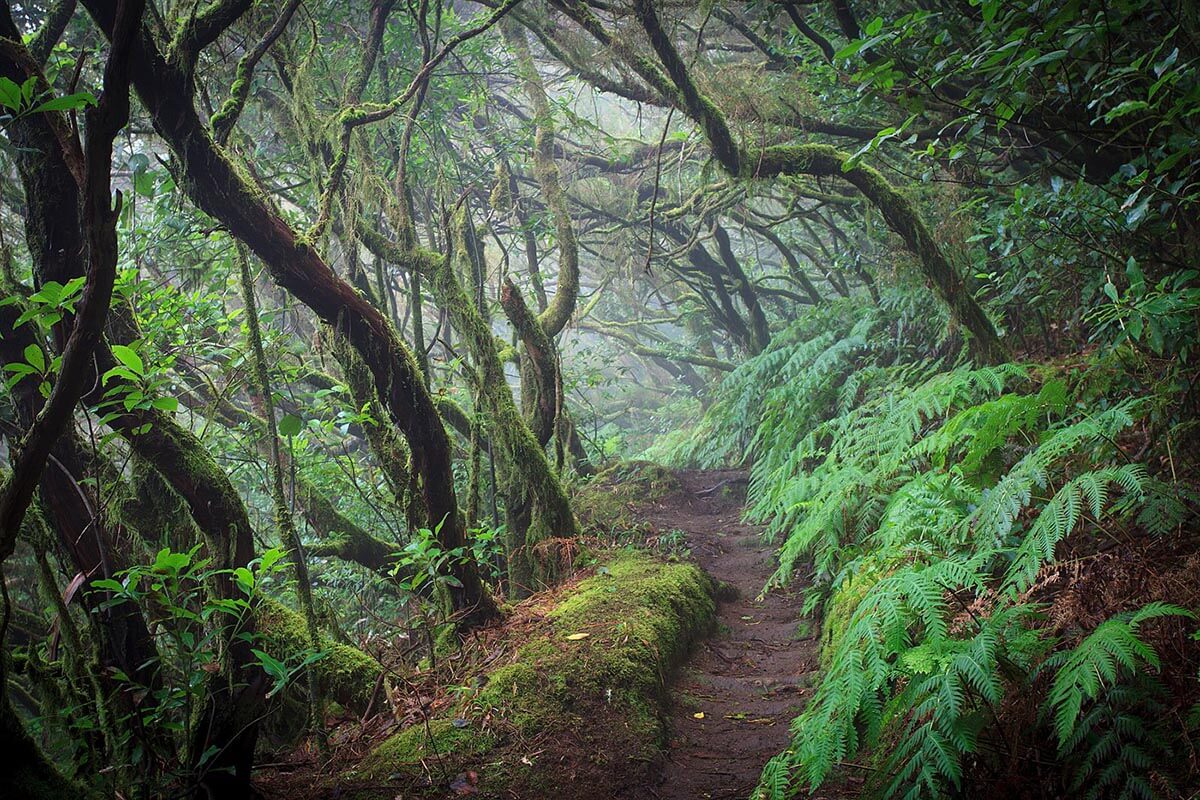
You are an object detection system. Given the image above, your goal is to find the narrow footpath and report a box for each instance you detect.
[639,470,852,800]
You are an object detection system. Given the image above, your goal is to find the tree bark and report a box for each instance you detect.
[79,0,498,628]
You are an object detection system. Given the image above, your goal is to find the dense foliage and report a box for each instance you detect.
[0,0,1196,799]
[657,297,1198,796]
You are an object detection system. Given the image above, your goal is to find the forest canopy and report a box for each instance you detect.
[0,1,1197,799]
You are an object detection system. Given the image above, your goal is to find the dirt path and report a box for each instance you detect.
[640,469,826,800]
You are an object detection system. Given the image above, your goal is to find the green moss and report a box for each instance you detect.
[363,718,495,774]
[820,554,894,663]
[354,551,715,792]
[257,598,382,712]
[574,460,681,531]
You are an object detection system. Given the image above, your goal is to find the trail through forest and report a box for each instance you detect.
[641,470,860,800]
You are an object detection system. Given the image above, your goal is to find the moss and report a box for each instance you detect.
[363,718,495,774]
[574,460,682,531]
[353,551,715,794]
[820,554,894,663]
[428,208,579,594]
[257,598,382,712]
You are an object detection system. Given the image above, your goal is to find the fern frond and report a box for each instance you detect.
[1003,465,1147,595]
[1045,603,1193,747]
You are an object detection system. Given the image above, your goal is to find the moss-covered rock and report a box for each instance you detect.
[352,551,715,797]
[257,598,382,713]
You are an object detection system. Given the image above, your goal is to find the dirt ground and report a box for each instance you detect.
[638,470,861,800]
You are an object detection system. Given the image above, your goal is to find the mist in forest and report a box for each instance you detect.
[0,2,1197,800]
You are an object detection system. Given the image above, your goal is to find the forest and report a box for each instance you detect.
[0,0,1197,798]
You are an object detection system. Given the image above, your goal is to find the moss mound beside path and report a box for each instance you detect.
[353,551,716,798]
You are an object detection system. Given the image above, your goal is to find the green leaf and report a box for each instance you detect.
[0,77,23,111]
[151,396,179,413]
[258,547,287,574]
[110,344,144,377]
[89,578,126,593]
[1103,100,1149,123]
[278,414,302,437]
[234,566,256,594]
[31,92,97,113]
[102,365,140,385]
[23,344,45,373]
[1126,315,1144,340]
[833,40,864,61]
[1027,49,1068,69]
[134,169,156,198]
[152,547,191,575]
[251,648,290,696]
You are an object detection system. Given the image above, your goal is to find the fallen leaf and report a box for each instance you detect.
[565,632,590,641]
[449,770,478,795]
[693,712,705,719]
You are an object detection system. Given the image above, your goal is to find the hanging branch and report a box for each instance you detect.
[307,0,523,241]
[210,0,304,145]
[644,106,676,273]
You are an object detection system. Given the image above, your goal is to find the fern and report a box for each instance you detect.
[964,400,1140,554]
[1044,603,1194,799]
[1121,476,1200,536]
[672,311,1191,799]
[1043,602,1193,747]
[752,753,792,800]
[1061,680,1175,800]
[918,379,1066,477]
[1003,465,1146,595]
[786,556,993,789]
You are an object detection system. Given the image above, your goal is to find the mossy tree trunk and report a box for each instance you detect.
[79,0,498,629]
[0,15,272,794]
[0,301,166,754]
[331,335,422,530]
[0,8,170,791]
[238,246,326,743]
[421,210,580,597]
[500,22,585,461]
[710,221,772,354]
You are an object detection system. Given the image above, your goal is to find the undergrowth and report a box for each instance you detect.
[650,295,1200,799]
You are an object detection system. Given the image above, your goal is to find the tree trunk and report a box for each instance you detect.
[424,213,580,597]
[79,0,497,628]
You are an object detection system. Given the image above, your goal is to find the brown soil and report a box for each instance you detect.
[639,469,861,800]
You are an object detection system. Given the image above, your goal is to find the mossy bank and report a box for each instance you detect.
[348,551,716,798]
